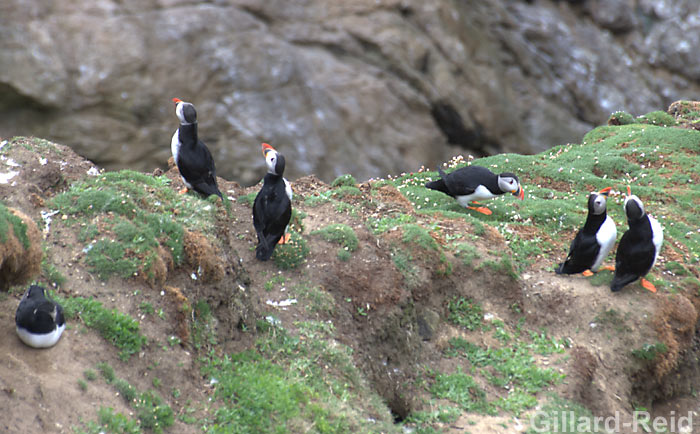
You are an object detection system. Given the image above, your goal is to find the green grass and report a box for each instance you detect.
[429,369,495,415]
[402,224,439,251]
[89,362,174,433]
[295,283,335,316]
[631,342,668,361]
[447,297,483,331]
[311,223,359,252]
[367,213,415,234]
[201,321,396,433]
[331,174,357,188]
[50,170,218,281]
[526,394,609,434]
[191,299,218,352]
[59,295,147,360]
[0,201,30,249]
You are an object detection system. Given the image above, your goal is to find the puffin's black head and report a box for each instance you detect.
[587,186,611,215]
[25,284,47,300]
[173,98,197,124]
[624,186,646,222]
[262,143,286,176]
[497,172,525,200]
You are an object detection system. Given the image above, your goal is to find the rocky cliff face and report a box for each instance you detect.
[1,0,698,184]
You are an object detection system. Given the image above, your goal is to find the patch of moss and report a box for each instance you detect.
[367,213,415,234]
[330,185,362,198]
[631,342,668,361]
[402,224,439,251]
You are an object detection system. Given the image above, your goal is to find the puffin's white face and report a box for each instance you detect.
[265,150,279,174]
[173,98,197,124]
[498,176,519,193]
[624,194,645,220]
[590,193,607,215]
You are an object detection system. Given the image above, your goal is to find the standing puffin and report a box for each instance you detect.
[611,186,663,292]
[170,98,223,199]
[556,187,616,276]
[15,285,65,349]
[253,143,292,261]
[425,165,524,215]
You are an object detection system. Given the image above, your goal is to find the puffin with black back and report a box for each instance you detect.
[425,165,524,215]
[171,98,223,199]
[611,186,663,292]
[556,187,616,276]
[253,143,293,261]
[15,285,66,348]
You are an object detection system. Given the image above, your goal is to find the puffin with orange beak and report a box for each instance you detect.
[611,186,663,293]
[556,187,616,276]
[170,98,222,199]
[253,143,292,261]
[425,165,524,215]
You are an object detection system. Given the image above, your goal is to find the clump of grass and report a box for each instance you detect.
[636,110,677,127]
[41,255,66,288]
[59,296,147,360]
[311,223,359,252]
[330,185,362,198]
[273,232,309,270]
[331,174,357,188]
[480,255,519,280]
[0,201,30,249]
[447,297,483,331]
[607,111,636,126]
[237,191,258,207]
[429,369,494,415]
[391,248,420,287]
[304,191,332,207]
[631,342,668,361]
[402,224,439,251]
[295,283,335,316]
[453,242,478,266]
[526,394,606,434]
[91,362,174,433]
[191,299,218,351]
[367,213,415,234]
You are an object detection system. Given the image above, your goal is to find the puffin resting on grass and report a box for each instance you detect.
[425,165,524,215]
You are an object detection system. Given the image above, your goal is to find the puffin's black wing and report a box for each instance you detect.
[611,226,655,291]
[556,231,600,274]
[444,166,496,196]
[253,177,292,261]
[178,140,223,199]
[16,299,61,334]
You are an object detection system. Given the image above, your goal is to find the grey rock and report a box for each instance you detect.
[0,0,698,184]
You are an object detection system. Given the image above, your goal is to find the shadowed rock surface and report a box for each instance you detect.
[1,0,698,184]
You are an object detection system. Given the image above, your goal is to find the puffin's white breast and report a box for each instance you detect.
[455,185,496,207]
[592,215,617,271]
[16,323,65,349]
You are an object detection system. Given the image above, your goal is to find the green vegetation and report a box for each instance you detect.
[272,232,309,270]
[50,170,219,281]
[0,201,30,249]
[526,394,608,434]
[331,174,357,188]
[430,369,494,415]
[191,299,218,352]
[312,223,359,261]
[201,320,395,433]
[608,110,636,125]
[367,213,415,234]
[631,342,668,361]
[636,110,677,127]
[90,362,174,433]
[402,224,439,251]
[295,283,335,316]
[447,297,483,331]
[59,295,147,360]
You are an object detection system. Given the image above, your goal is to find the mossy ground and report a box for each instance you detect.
[2,106,699,434]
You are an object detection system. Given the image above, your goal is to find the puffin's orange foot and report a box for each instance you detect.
[600,265,615,271]
[582,270,594,277]
[468,206,492,215]
[641,278,657,293]
[178,187,189,195]
[278,233,291,244]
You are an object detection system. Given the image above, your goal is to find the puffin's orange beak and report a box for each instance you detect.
[598,186,612,196]
[516,186,524,200]
[261,142,275,157]
[172,97,182,104]
[627,185,632,196]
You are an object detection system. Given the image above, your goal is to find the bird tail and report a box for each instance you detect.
[425,167,450,194]
[610,273,638,292]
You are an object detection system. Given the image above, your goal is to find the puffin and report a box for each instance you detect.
[253,143,292,261]
[611,186,663,293]
[170,98,223,199]
[425,165,524,215]
[15,285,66,348]
[556,187,616,276]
